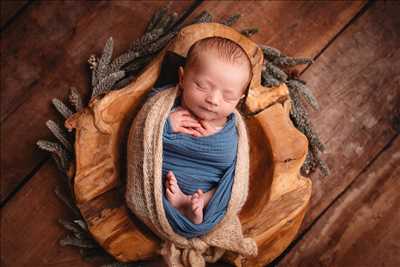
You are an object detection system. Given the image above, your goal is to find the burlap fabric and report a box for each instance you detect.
[125,84,257,266]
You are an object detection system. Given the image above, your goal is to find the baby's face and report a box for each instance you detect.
[178,51,249,123]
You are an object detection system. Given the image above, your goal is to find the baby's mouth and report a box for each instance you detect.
[200,106,216,113]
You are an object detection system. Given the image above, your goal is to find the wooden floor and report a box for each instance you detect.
[1,1,399,266]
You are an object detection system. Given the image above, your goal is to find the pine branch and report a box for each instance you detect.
[68,87,83,112]
[52,98,73,119]
[220,14,241,26]
[46,120,73,152]
[91,71,125,98]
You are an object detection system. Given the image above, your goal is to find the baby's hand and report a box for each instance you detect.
[169,107,203,136]
[194,120,218,137]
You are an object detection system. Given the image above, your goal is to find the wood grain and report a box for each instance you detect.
[294,0,400,232]
[0,0,28,28]
[190,0,366,70]
[0,0,193,203]
[277,135,400,267]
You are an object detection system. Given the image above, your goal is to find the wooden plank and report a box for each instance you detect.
[0,0,28,28]
[0,161,170,267]
[191,0,366,67]
[277,135,400,266]
[1,162,99,267]
[0,0,193,203]
[292,0,400,233]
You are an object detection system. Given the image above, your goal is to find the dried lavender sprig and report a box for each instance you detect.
[109,51,140,75]
[69,87,83,112]
[220,14,241,26]
[191,11,213,24]
[73,219,88,231]
[287,79,320,111]
[124,55,153,73]
[164,11,179,32]
[264,61,288,82]
[92,71,125,98]
[273,56,313,68]
[101,261,136,267]
[261,70,281,87]
[59,235,98,249]
[288,86,325,152]
[241,28,259,37]
[37,140,70,170]
[154,8,174,32]
[259,44,282,59]
[58,218,89,238]
[89,55,99,87]
[145,3,167,33]
[46,120,73,152]
[52,98,73,119]
[95,37,114,86]
[289,98,328,176]
[144,31,177,56]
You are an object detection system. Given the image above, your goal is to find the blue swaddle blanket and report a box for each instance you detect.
[148,84,238,238]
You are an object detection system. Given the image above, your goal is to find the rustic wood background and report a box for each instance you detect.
[1,1,399,266]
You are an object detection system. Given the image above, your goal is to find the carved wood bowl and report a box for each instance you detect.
[65,23,312,266]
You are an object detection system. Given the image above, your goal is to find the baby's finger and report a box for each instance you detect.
[200,120,213,130]
[194,126,207,136]
[166,187,173,195]
[177,127,198,136]
[188,128,203,137]
[181,120,202,128]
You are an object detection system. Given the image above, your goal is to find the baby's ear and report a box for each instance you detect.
[178,66,184,85]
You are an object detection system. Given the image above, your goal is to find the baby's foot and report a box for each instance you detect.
[186,189,205,224]
[165,170,191,210]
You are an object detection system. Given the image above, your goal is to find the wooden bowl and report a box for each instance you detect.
[65,23,311,266]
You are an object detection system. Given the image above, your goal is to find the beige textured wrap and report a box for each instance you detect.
[125,84,258,267]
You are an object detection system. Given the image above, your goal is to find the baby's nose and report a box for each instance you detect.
[205,91,222,106]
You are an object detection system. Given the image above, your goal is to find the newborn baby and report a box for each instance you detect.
[162,37,252,226]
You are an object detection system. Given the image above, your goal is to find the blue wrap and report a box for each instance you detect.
[153,88,238,238]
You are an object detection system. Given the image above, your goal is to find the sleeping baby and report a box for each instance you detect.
[149,36,252,238]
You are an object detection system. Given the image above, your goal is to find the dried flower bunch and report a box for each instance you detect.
[36,3,328,265]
